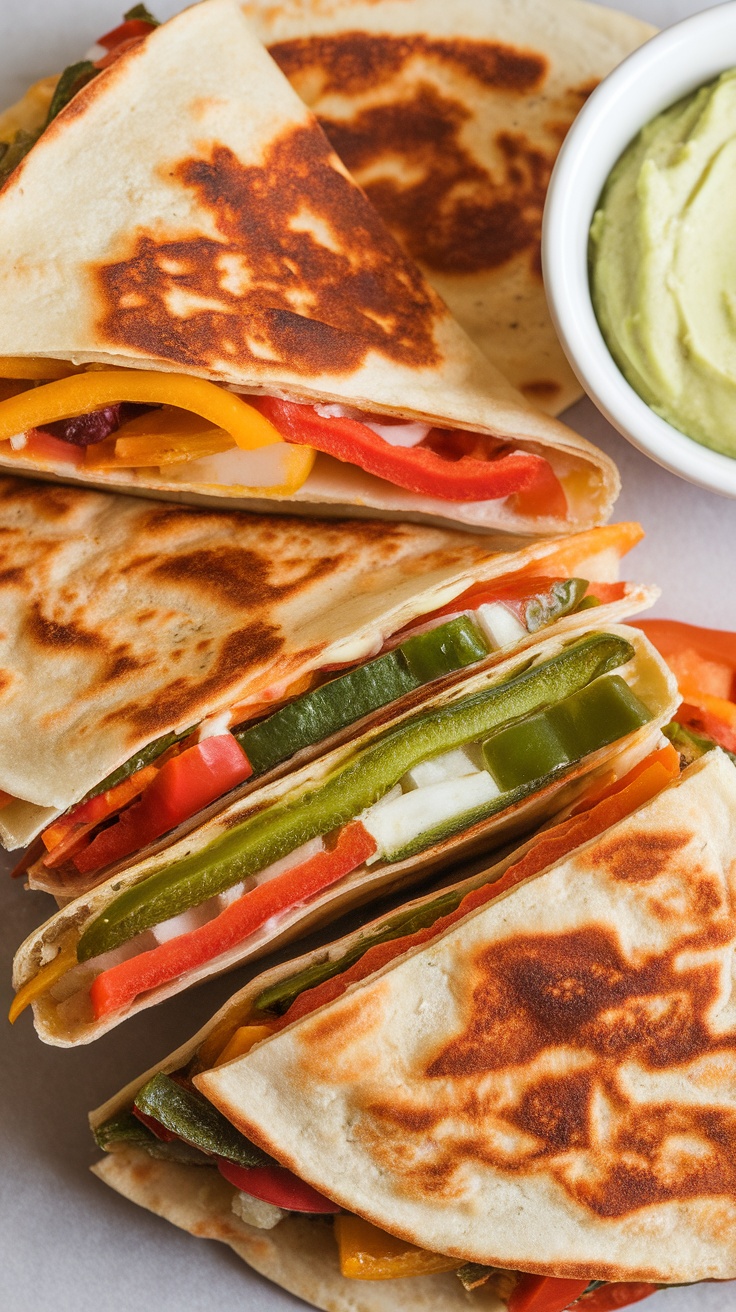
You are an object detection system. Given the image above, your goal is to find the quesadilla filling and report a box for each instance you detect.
[32,572,620,883]
[14,632,658,1029]
[91,745,681,1310]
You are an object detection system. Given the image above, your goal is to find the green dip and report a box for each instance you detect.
[590,69,736,456]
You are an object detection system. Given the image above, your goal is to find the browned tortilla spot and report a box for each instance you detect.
[94,123,442,377]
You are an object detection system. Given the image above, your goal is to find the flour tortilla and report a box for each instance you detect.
[0,472,641,850]
[197,751,736,1284]
[14,624,677,1046]
[92,1150,505,1312]
[0,0,617,534]
[242,0,656,415]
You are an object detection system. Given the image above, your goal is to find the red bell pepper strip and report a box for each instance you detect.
[95,36,149,70]
[89,821,376,1019]
[42,762,162,864]
[74,735,252,876]
[97,18,157,49]
[257,397,564,507]
[217,1158,340,1213]
[579,1285,658,1311]
[508,1275,591,1312]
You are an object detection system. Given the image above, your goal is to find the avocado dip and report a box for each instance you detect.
[590,69,736,457]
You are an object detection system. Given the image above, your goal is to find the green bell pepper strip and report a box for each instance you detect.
[483,675,652,793]
[524,578,589,632]
[134,1073,268,1167]
[77,633,634,962]
[93,1107,211,1165]
[236,615,488,776]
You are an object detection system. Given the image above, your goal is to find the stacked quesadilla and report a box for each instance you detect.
[11,621,676,1044]
[243,0,655,414]
[0,0,618,534]
[89,749,736,1310]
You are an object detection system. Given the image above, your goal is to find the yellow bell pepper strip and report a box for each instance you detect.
[0,371,284,452]
[0,356,85,380]
[213,1024,276,1067]
[0,75,59,145]
[334,1214,460,1280]
[9,942,78,1024]
[84,407,235,469]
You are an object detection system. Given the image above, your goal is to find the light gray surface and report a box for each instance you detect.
[1,2,735,1309]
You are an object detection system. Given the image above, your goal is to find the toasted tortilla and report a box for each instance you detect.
[92,1150,505,1312]
[197,751,736,1284]
[14,624,677,1046]
[242,0,656,414]
[0,474,633,847]
[0,0,617,534]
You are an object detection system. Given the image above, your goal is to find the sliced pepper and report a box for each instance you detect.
[73,734,252,877]
[258,396,564,507]
[0,371,283,454]
[77,633,635,961]
[134,1073,267,1166]
[482,675,652,793]
[85,407,235,468]
[217,1157,339,1213]
[580,1284,658,1310]
[213,1023,275,1068]
[508,1274,591,1312]
[42,763,160,859]
[236,615,488,777]
[88,821,376,1019]
[0,356,84,380]
[334,1213,458,1279]
[9,943,78,1024]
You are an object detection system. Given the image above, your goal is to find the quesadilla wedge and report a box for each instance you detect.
[89,748,736,1308]
[0,468,648,873]
[0,0,617,534]
[11,623,676,1045]
[242,0,656,416]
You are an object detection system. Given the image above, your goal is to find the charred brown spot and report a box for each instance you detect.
[521,380,562,402]
[271,33,547,97]
[151,546,339,610]
[362,919,736,1218]
[590,831,692,884]
[270,34,556,278]
[95,124,442,376]
[106,620,284,739]
[26,601,100,651]
[0,480,77,520]
[0,567,24,586]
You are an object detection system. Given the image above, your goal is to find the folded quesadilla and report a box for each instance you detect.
[0,0,617,534]
[11,623,676,1045]
[0,468,647,875]
[89,748,736,1310]
[242,0,656,415]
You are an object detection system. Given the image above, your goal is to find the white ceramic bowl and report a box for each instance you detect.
[542,1,736,497]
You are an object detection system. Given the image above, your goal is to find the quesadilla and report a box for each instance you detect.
[0,0,617,534]
[0,468,647,872]
[242,0,656,415]
[89,748,736,1310]
[11,622,676,1045]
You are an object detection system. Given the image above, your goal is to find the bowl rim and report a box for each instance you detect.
[542,0,736,498]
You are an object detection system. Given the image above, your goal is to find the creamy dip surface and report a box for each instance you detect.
[590,69,736,457]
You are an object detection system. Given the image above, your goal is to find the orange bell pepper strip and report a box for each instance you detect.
[0,355,85,380]
[41,762,162,864]
[9,942,79,1024]
[334,1213,459,1279]
[0,371,282,452]
[89,821,376,1020]
[84,407,235,468]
